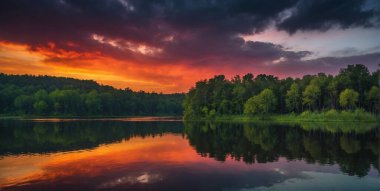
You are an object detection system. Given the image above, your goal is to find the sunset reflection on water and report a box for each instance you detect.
[0,120,378,191]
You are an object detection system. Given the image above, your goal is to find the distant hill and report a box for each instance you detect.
[0,73,184,116]
[0,73,112,92]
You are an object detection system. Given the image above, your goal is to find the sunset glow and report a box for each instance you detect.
[1,2,379,190]
[0,0,379,93]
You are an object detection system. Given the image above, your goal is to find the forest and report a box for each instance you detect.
[1,64,379,119]
[0,74,184,116]
[183,64,379,119]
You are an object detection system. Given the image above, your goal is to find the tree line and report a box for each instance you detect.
[184,64,379,119]
[0,74,184,116]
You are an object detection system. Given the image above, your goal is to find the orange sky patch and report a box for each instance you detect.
[0,41,224,93]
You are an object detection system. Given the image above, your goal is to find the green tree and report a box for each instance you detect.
[339,89,359,110]
[339,64,371,107]
[61,89,82,115]
[303,84,321,110]
[286,83,301,112]
[33,100,48,114]
[84,90,102,114]
[231,75,245,114]
[327,74,350,109]
[244,97,260,115]
[33,90,49,114]
[34,89,48,101]
[365,86,379,113]
[49,89,64,114]
[309,74,329,109]
[244,89,277,115]
[14,95,33,114]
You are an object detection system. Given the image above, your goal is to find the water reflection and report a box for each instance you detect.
[0,119,378,191]
[185,122,379,177]
[0,120,183,155]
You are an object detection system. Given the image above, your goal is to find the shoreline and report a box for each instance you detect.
[185,111,380,123]
[2,111,379,123]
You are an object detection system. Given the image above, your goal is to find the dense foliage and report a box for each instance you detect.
[0,74,184,116]
[184,64,379,119]
[244,88,277,115]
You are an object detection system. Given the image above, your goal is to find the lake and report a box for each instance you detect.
[0,118,379,191]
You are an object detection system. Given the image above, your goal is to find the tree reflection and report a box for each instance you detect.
[1,120,378,177]
[184,121,379,177]
[0,120,184,155]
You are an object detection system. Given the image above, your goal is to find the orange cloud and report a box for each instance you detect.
[0,41,213,93]
[1,40,296,93]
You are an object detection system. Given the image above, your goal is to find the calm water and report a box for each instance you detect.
[0,118,379,191]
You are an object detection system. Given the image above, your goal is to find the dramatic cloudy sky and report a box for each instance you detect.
[0,0,379,93]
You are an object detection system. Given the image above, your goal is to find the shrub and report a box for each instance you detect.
[300,111,312,117]
[326,109,339,118]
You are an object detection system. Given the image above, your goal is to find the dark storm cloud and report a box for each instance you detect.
[0,0,378,68]
[0,0,296,44]
[277,0,380,34]
[269,52,380,77]
[0,0,295,45]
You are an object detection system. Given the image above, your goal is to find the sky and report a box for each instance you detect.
[0,0,379,93]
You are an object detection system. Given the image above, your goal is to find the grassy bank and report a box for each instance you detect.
[190,109,379,122]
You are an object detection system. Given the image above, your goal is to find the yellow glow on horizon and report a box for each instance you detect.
[0,41,241,93]
[0,41,184,92]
